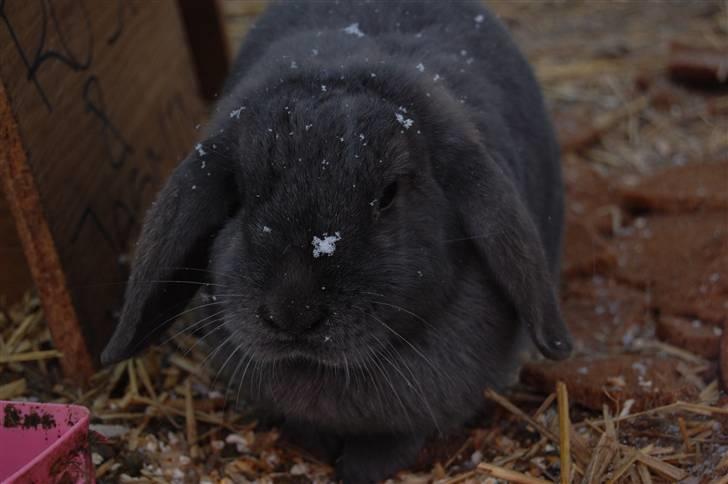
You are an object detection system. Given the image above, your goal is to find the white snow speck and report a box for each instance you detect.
[191,185,197,190]
[470,450,483,465]
[370,72,377,77]
[475,14,484,23]
[619,399,635,418]
[460,49,467,56]
[262,226,272,233]
[416,62,425,72]
[225,434,251,453]
[305,124,313,131]
[359,133,365,141]
[195,143,206,156]
[229,106,245,119]
[290,60,298,69]
[291,463,309,475]
[321,84,327,92]
[312,48,319,56]
[395,112,414,129]
[200,160,206,169]
[312,232,341,258]
[342,22,365,38]
[433,73,441,82]
[631,361,647,375]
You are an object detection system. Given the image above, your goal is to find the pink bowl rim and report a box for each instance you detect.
[1,400,90,483]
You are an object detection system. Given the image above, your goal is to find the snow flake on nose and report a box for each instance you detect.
[342,23,365,38]
[395,112,414,129]
[312,232,342,258]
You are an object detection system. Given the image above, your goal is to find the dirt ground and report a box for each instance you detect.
[1,1,727,483]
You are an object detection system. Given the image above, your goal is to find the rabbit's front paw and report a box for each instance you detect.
[335,433,424,484]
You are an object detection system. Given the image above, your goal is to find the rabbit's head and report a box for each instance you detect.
[101,66,571,371]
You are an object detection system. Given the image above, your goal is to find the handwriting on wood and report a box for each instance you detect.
[0,0,207,378]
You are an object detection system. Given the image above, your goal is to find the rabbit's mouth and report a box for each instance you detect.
[265,338,349,368]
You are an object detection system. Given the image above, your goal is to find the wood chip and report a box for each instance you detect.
[556,382,571,484]
[478,462,553,484]
[634,450,688,481]
[0,349,62,363]
[0,378,26,399]
[185,378,199,459]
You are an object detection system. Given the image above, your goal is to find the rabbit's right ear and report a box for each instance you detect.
[449,144,572,361]
[101,142,237,365]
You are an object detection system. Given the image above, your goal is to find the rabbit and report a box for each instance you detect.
[101,1,572,482]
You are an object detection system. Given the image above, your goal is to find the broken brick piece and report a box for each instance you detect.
[669,42,728,87]
[635,71,685,111]
[722,323,728,392]
[561,278,649,352]
[621,161,728,214]
[656,314,722,359]
[615,213,728,325]
[553,110,601,153]
[562,222,617,278]
[521,355,699,412]
[562,158,623,235]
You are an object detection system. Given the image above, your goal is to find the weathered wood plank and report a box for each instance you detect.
[0,0,208,378]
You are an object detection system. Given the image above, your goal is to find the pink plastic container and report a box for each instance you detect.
[0,401,94,483]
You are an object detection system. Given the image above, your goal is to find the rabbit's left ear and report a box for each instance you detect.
[100,141,236,365]
[451,147,572,360]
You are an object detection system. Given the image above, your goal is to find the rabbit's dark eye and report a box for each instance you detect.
[378,181,398,211]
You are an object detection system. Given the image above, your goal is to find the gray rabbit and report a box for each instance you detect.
[102,1,571,482]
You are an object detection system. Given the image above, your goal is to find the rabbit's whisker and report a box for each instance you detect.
[212,340,244,389]
[366,335,414,432]
[225,348,250,402]
[181,320,228,357]
[157,266,237,282]
[131,279,228,288]
[198,325,240,369]
[236,353,256,409]
[363,300,436,331]
[441,232,502,244]
[161,309,227,346]
[354,307,441,434]
[129,300,227,353]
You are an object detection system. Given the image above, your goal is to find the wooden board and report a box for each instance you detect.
[0,0,207,378]
[0,194,32,303]
[178,0,231,100]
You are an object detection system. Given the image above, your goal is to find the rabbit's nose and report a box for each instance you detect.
[257,302,329,335]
